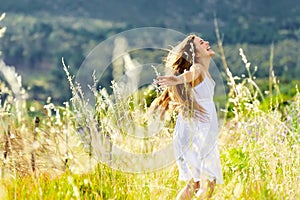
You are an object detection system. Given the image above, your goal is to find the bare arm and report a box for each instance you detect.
[156,64,202,87]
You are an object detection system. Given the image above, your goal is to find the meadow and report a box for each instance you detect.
[0,16,300,200]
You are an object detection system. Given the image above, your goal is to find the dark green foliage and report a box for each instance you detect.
[0,0,299,103]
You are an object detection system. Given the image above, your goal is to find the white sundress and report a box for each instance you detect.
[173,74,224,184]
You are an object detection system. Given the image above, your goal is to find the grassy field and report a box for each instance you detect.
[0,23,299,199]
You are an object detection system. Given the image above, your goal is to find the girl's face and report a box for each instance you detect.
[193,36,215,58]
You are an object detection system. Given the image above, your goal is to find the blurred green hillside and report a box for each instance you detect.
[0,0,299,103]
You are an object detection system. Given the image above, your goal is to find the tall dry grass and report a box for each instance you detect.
[0,15,299,199]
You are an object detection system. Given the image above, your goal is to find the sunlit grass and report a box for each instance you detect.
[0,16,299,199]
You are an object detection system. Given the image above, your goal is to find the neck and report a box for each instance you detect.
[195,57,211,71]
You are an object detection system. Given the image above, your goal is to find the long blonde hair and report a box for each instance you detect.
[149,34,208,121]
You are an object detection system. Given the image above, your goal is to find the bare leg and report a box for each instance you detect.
[206,178,216,199]
[195,178,216,199]
[193,181,200,194]
[176,180,200,200]
[176,182,193,200]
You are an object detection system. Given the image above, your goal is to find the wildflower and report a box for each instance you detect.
[234,182,243,198]
[29,106,35,112]
[32,141,40,150]
[239,48,248,64]
[72,185,80,198]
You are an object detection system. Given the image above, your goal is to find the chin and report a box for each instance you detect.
[209,50,215,57]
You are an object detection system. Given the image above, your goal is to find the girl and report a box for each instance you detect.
[152,34,223,199]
